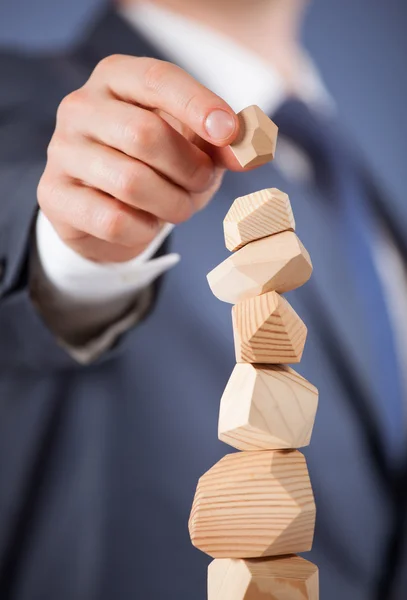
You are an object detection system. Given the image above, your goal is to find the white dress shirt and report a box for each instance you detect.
[31,1,407,374]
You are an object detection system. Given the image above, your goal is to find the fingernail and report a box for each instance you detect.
[204,110,236,142]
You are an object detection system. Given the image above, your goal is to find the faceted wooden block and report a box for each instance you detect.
[218,364,319,451]
[229,105,278,169]
[207,231,312,304]
[208,556,319,600]
[232,291,307,364]
[188,450,316,558]
[224,188,295,252]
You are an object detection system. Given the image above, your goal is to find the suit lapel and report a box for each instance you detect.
[76,6,167,68]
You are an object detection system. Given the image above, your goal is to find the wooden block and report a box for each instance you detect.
[229,105,278,169]
[207,231,312,304]
[189,450,316,558]
[224,188,295,252]
[232,291,307,364]
[218,364,319,451]
[208,555,319,600]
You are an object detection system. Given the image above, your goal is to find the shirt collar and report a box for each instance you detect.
[119,2,334,117]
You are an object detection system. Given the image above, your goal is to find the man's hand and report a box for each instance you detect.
[38,55,239,263]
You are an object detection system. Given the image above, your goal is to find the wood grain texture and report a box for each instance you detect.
[188,450,316,558]
[208,556,319,600]
[229,106,279,169]
[218,364,319,451]
[224,188,295,252]
[232,292,307,364]
[207,231,312,304]
[209,555,319,600]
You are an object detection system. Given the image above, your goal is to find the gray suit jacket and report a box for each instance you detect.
[1,6,407,600]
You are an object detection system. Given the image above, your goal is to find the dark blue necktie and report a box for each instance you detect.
[272,99,404,458]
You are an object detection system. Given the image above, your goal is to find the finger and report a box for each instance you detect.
[89,55,239,147]
[152,109,244,171]
[40,177,160,249]
[190,166,225,212]
[64,98,216,193]
[53,137,197,224]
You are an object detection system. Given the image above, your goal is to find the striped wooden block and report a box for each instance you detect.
[224,188,295,252]
[232,291,307,364]
[189,450,316,559]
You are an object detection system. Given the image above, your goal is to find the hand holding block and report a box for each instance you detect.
[207,231,312,304]
[224,188,295,252]
[219,364,319,451]
[208,556,319,600]
[232,291,307,364]
[229,106,278,169]
[189,450,316,558]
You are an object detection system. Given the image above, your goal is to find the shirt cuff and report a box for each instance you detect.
[35,210,180,303]
[30,211,179,361]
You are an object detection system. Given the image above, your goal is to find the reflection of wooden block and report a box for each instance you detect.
[207,231,312,304]
[208,555,319,600]
[224,188,295,252]
[189,450,316,558]
[218,364,318,451]
[232,291,307,364]
[230,105,278,169]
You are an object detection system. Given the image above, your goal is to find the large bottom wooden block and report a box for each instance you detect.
[189,450,316,558]
[208,556,319,600]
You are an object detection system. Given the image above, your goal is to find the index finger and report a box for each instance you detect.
[89,55,239,148]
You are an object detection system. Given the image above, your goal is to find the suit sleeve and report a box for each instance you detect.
[0,51,165,371]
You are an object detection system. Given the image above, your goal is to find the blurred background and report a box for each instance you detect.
[1,0,406,207]
[1,1,407,599]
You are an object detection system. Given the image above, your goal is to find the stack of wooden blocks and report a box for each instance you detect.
[188,106,319,600]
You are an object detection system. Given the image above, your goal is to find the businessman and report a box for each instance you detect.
[0,1,406,599]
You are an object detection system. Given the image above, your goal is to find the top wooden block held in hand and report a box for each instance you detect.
[229,105,278,169]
